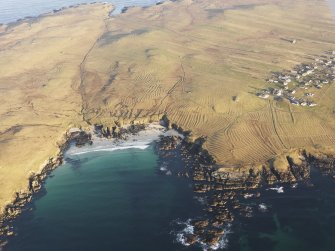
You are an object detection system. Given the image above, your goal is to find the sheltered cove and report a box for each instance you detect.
[2,117,335,249]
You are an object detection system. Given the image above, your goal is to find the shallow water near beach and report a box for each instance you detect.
[4,138,335,251]
[4,144,203,251]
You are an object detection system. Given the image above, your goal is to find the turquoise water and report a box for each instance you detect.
[5,145,335,251]
[4,145,202,251]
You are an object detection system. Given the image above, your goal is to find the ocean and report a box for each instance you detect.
[0,0,334,24]
[3,128,335,251]
[4,143,203,251]
[330,0,335,17]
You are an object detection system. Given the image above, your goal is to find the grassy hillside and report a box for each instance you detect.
[0,3,112,213]
[81,0,335,166]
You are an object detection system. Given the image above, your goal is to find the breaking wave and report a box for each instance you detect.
[175,219,195,246]
[66,123,169,156]
[67,144,150,156]
[258,203,268,212]
[267,186,284,193]
[174,219,232,251]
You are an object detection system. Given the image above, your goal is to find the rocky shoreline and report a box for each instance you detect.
[1,116,335,250]
[0,121,162,248]
[155,117,335,249]
[0,129,93,248]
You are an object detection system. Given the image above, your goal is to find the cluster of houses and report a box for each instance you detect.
[257,50,335,107]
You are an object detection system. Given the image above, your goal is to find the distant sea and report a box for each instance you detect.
[0,0,160,24]
[0,0,334,24]
[330,0,335,17]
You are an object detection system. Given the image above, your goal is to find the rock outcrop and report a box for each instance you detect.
[155,121,335,249]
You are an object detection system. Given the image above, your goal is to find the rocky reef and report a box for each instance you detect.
[155,120,335,250]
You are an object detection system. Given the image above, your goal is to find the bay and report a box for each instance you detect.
[4,145,202,251]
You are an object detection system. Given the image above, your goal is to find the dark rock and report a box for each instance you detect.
[184,234,197,245]
[193,220,209,229]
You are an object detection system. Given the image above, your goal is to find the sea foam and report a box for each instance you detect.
[174,219,232,251]
[267,186,284,193]
[68,144,150,155]
[65,123,180,157]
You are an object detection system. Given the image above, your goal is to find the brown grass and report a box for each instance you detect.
[0,3,112,213]
[81,0,335,168]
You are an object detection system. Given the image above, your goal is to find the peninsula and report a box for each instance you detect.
[0,0,335,247]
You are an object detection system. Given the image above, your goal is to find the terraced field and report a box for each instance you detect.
[82,0,335,167]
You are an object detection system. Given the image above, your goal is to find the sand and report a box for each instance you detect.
[65,123,182,156]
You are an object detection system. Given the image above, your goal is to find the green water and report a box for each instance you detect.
[5,145,201,251]
[6,144,335,251]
